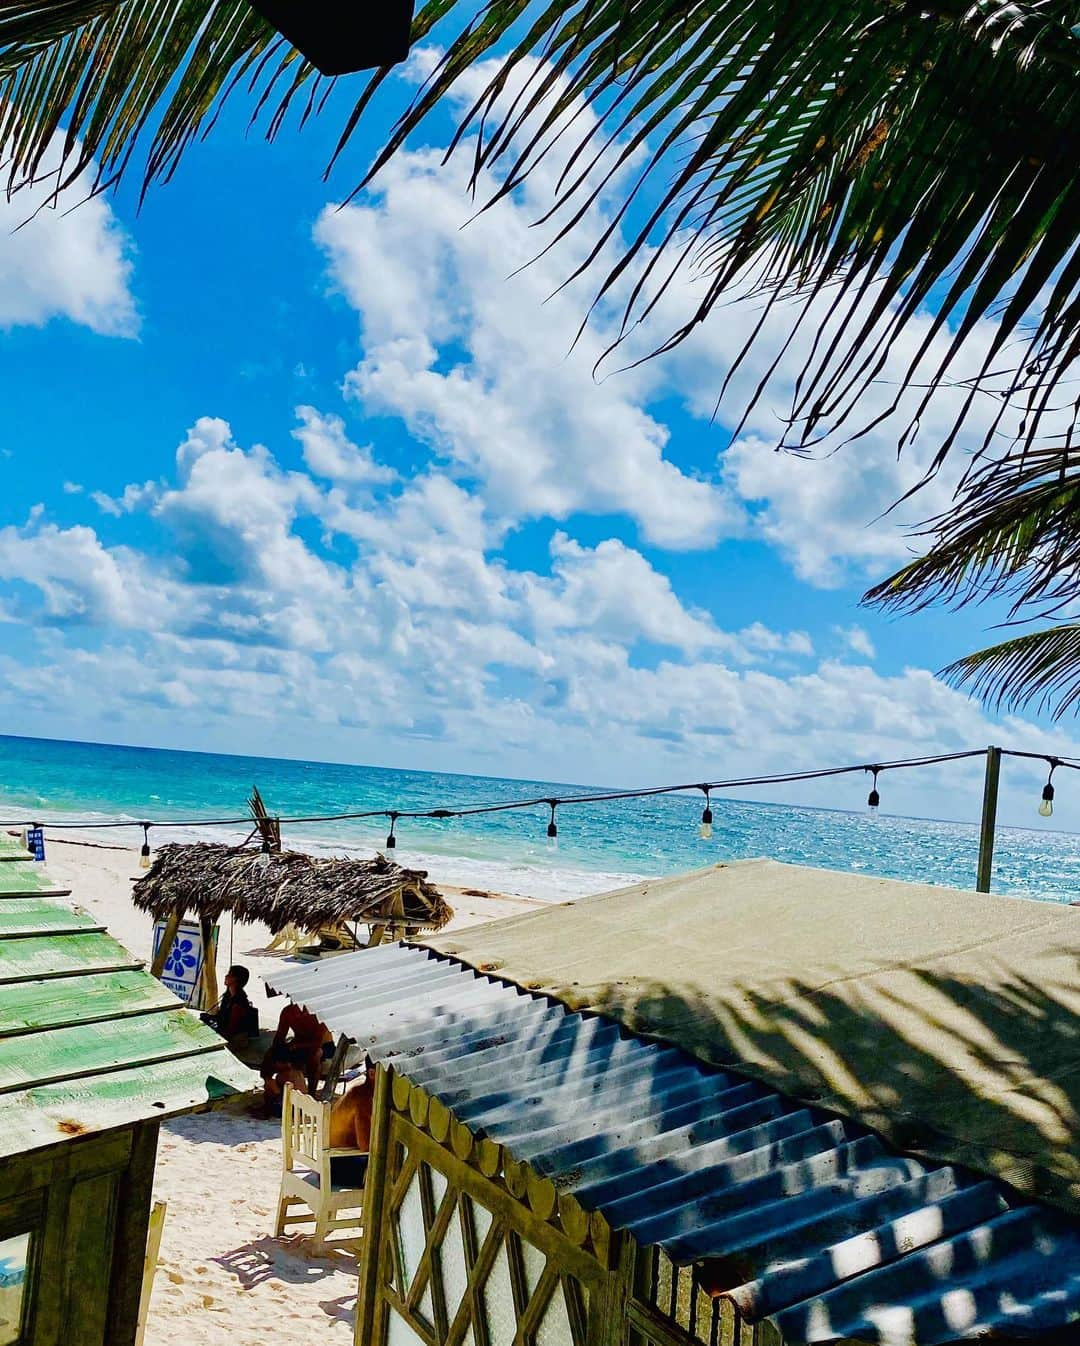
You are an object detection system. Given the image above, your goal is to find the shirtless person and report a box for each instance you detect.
[260,1001,333,1099]
[327,1069,375,1187]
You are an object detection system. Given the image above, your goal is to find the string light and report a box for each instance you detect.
[1040,759,1060,818]
[699,787,713,841]
[546,800,558,846]
[6,748,1079,843]
[255,837,273,870]
[139,822,152,870]
[867,767,881,814]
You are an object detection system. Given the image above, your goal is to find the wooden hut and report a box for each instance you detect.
[132,842,452,1002]
[268,860,1080,1346]
[0,847,256,1346]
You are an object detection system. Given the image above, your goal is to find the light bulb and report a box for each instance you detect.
[385,831,397,849]
[255,839,272,870]
[699,804,713,840]
[867,790,880,814]
[139,825,152,869]
[1040,781,1055,818]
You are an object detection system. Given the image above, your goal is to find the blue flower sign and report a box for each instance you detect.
[151,919,217,1006]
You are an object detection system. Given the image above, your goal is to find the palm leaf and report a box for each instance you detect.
[2,0,1080,466]
[941,625,1080,718]
[864,446,1080,618]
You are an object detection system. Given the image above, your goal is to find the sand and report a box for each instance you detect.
[37,836,545,1346]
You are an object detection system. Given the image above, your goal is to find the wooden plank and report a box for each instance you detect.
[0,969,177,1038]
[0,930,140,984]
[0,1008,223,1094]
[0,897,103,938]
[0,1049,258,1161]
[0,863,70,897]
[133,1199,166,1346]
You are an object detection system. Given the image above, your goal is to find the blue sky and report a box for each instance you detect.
[0,49,1077,829]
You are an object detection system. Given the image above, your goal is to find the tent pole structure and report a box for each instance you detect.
[976,745,1002,893]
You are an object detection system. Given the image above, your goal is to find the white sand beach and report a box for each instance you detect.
[40,837,545,1346]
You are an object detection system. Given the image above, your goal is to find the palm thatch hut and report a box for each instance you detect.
[134,842,452,1005]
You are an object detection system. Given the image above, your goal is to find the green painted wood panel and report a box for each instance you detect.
[0,931,139,984]
[0,864,70,897]
[0,969,177,1037]
[0,834,32,861]
[0,897,102,938]
[62,1169,119,1346]
[0,1048,257,1160]
[0,1009,220,1094]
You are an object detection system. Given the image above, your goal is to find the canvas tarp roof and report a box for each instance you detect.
[426,858,1080,1217]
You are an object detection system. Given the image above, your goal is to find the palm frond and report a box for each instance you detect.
[352,0,1080,461]
[0,0,309,198]
[941,624,1080,718]
[2,0,1080,464]
[864,445,1080,618]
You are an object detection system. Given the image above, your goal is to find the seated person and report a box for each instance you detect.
[200,964,255,1042]
[260,1001,334,1099]
[327,1069,375,1187]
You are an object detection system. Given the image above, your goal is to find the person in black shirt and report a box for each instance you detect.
[202,964,255,1042]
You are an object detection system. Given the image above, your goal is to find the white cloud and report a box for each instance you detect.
[0,139,136,335]
[292,405,395,486]
[836,625,877,659]
[316,120,737,550]
[4,412,1074,830]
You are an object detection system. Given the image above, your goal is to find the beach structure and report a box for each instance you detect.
[0,847,257,1346]
[133,842,452,1004]
[268,858,1080,1346]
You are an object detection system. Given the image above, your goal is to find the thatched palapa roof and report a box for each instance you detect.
[132,842,452,936]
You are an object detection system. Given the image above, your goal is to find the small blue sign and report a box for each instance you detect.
[151,919,218,1008]
[25,827,45,862]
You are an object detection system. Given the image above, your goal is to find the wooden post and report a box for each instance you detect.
[198,914,218,1011]
[355,1064,394,1346]
[977,745,1002,893]
[149,911,182,979]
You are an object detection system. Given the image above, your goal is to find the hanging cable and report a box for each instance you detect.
[2,745,1077,837]
[545,800,558,845]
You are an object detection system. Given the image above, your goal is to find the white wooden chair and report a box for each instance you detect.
[274,1083,367,1246]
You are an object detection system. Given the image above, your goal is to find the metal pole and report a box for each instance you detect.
[976,744,1002,892]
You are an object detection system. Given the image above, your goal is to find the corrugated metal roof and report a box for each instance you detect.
[269,943,1080,1346]
[0,871,256,1157]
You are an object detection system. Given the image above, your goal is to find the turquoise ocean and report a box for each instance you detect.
[1,733,1078,903]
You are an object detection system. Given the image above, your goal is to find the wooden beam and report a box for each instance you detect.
[197,914,218,1012]
[355,1064,394,1346]
[149,911,181,980]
